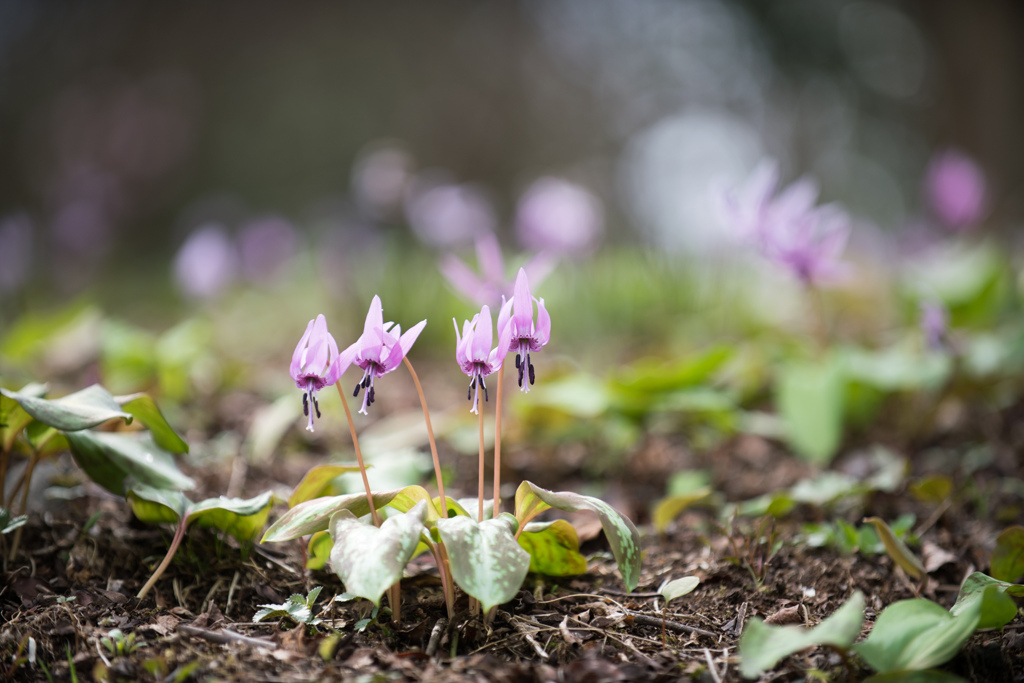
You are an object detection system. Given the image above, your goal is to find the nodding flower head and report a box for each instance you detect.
[454,304,505,414]
[346,295,427,415]
[496,268,550,393]
[290,314,345,432]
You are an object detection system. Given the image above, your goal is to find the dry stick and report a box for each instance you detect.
[178,624,275,649]
[426,617,449,657]
[492,364,505,519]
[137,516,188,599]
[402,357,448,518]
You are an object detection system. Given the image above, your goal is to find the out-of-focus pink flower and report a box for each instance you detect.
[172,224,239,299]
[454,304,507,414]
[515,177,604,256]
[716,159,820,249]
[0,214,33,292]
[290,314,346,432]
[238,216,297,283]
[352,144,414,218]
[925,150,988,231]
[920,300,949,352]
[404,179,495,248]
[341,295,427,415]
[439,233,556,308]
[496,268,551,393]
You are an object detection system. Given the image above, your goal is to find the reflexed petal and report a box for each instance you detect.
[383,319,427,373]
[475,233,505,286]
[360,297,385,361]
[323,340,358,386]
[771,177,818,225]
[522,251,557,292]
[534,297,551,347]
[496,305,514,362]
[439,254,490,306]
[512,268,533,334]
[289,318,315,380]
[496,295,513,343]
[307,337,330,376]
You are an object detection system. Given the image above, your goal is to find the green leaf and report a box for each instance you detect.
[776,357,845,465]
[843,344,951,392]
[306,531,332,570]
[1,383,45,451]
[517,520,587,576]
[261,488,409,542]
[660,576,700,603]
[651,487,713,532]
[611,346,733,394]
[514,481,642,591]
[863,517,925,580]
[1,384,132,432]
[328,501,429,606]
[253,586,323,626]
[0,507,28,535]
[528,373,611,418]
[991,527,1024,583]
[287,464,368,508]
[739,591,864,678]
[127,484,190,525]
[115,393,188,454]
[436,513,531,613]
[854,598,982,673]
[65,431,195,496]
[948,572,1024,630]
[188,491,276,544]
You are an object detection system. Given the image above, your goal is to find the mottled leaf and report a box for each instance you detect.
[514,481,642,591]
[436,513,530,613]
[189,491,276,544]
[66,431,194,496]
[329,501,428,606]
[262,488,409,542]
[116,393,189,454]
[740,591,864,678]
[518,520,587,576]
[660,576,700,603]
[1,384,132,432]
[1,383,45,451]
[948,572,1024,630]
[127,483,190,524]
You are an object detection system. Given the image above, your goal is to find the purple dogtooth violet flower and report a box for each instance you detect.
[496,268,551,393]
[925,150,988,231]
[290,314,346,432]
[454,305,509,414]
[761,202,851,287]
[921,300,949,352]
[716,159,820,250]
[345,295,427,415]
[439,232,556,308]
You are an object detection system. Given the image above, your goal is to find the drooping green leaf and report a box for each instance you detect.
[1,384,132,432]
[776,357,845,465]
[1,383,45,451]
[127,484,190,524]
[739,591,864,678]
[116,393,189,454]
[188,491,276,544]
[436,513,530,613]
[518,520,587,576]
[948,572,1024,630]
[328,501,429,606]
[660,576,700,603]
[287,464,368,508]
[65,431,194,496]
[991,527,1024,583]
[864,517,925,580]
[261,488,408,542]
[854,598,982,673]
[514,481,642,591]
[307,531,332,570]
[651,487,713,532]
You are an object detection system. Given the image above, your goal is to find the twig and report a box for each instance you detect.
[704,648,723,683]
[625,610,718,640]
[178,624,275,649]
[507,616,549,659]
[425,617,448,658]
[225,571,240,617]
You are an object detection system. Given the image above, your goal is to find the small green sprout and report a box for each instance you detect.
[252,586,324,627]
[100,629,146,657]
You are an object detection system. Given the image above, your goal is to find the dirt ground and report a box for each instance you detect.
[2,405,1023,682]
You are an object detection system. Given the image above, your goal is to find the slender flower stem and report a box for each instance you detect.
[137,515,188,599]
[807,282,828,353]
[477,407,485,522]
[428,540,455,618]
[7,448,41,561]
[334,383,381,528]
[492,364,505,518]
[402,357,448,518]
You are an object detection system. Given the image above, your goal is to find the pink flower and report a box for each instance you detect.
[290,314,345,432]
[497,268,551,393]
[439,233,556,308]
[343,296,427,415]
[925,150,988,231]
[515,177,604,256]
[454,305,508,414]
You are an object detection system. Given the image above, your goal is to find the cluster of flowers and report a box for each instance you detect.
[289,268,550,431]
